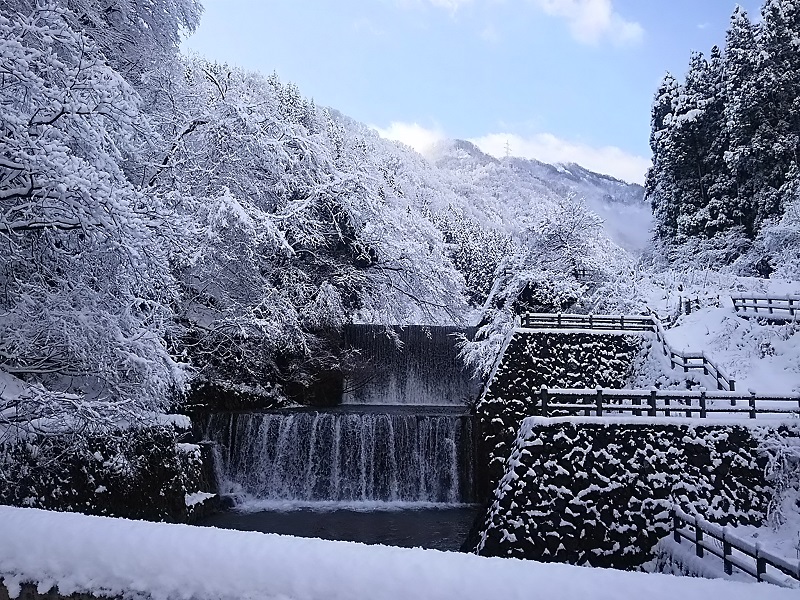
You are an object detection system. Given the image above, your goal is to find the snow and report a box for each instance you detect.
[185,491,216,507]
[631,271,800,395]
[0,507,796,600]
[729,468,800,574]
[661,304,800,395]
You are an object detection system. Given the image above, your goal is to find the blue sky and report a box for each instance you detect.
[183,0,764,184]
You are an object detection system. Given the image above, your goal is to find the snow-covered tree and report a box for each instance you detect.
[0,4,184,418]
[647,0,800,264]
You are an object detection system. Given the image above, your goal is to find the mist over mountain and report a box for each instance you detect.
[425,139,652,253]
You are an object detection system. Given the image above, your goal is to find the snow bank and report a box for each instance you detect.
[0,507,795,600]
[663,305,800,394]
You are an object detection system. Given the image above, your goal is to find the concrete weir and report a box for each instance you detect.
[199,325,482,550]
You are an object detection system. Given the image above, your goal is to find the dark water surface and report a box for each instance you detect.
[199,506,480,552]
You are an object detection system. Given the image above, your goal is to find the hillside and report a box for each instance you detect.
[426,139,652,252]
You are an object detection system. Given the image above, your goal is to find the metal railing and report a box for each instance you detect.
[671,506,800,588]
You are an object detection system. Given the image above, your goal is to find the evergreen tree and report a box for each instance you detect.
[722,6,761,234]
[646,73,680,239]
[648,0,800,259]
[749,0,800,226]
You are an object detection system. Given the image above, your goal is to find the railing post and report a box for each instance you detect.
[672,508,681,543]
[695,516,704,558]
[649,390,657,417]
[749,392,757,420]
[700,390,707,419]
[620,315,625,329]
[557,313,562,327]
[768,298,773,315]
[588,313,594,329]
[633,395,642,417]
[722,527,733,576]
[789,297,795,318]
[540,385,549,417]
[664,397,671,417]
[729,378,735,392]
[596,388,603,417]
[733,297,740,312]
[756,543,765,582]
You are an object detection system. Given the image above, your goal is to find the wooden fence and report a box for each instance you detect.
[520,313,654,332]
[519,313,736,391]
[732,295,799,321]
[671,506,800,588]
[532,387,800,419]
[650,317,736,391]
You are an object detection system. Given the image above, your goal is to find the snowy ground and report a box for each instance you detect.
[637,271,800,395]
[662,303,800,395]
[0,507,796,600]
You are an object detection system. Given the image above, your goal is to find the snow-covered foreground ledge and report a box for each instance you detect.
[0,508,796,600]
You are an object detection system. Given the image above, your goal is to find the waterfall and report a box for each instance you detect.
[341,325,479,405]
[205,409,475,504]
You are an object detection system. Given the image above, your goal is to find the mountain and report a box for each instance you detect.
[425,140,652,253]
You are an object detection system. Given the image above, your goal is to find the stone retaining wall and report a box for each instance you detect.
[474,419,772,569]
[477,331,643,492]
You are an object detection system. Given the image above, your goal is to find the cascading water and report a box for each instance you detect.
[199,326,481,549]
[205,408,475,503]
[202,325,479,510]
[341,325,479,405]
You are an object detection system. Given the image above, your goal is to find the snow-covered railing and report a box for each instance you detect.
[671,506,800,588]
[532,387,800,419]
[651,318,736,392]
[520,313,655,332]
[519,313,736,391]
[731,295,799,321]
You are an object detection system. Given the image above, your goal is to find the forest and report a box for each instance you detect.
[647,0,800,277]
[0,0,652,439]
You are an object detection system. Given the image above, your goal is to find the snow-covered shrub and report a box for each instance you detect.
[755,425,800,530]
[0,423,209,522]
[740,190,800,279]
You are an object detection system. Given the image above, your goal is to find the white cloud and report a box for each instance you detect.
[373,122,446,153]
[470,132,650,184]
[531,0,644,46]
